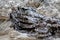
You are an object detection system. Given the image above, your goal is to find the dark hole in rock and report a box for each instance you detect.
[58,27,60,30]
[46,19,57,24]
[20,21,33,25]
[50,27,57,36]
[40,0,44,2]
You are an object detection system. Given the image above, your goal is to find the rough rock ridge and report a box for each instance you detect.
[10,7,60,40]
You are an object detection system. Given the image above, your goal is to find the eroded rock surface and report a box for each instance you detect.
[10,7,60,40]
[0,0,60,40]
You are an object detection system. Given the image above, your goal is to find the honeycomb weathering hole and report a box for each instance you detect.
[10,7,60,38]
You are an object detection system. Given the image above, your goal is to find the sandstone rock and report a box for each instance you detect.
[0,21,12,35]
[9,30,36,40]
[0,35,10,40]
[0,0,60,40]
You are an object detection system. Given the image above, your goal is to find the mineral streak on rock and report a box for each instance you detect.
[10,7,60,38]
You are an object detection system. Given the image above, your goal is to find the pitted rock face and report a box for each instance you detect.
[10,7,60,38]
[10,7,41,29]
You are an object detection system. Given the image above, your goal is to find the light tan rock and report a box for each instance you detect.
[0,21,12,35]
[0,35,10,40]
[9,30,36,40]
